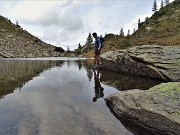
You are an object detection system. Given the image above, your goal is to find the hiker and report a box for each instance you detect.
[92,69,104,102]
[92,32,102,69]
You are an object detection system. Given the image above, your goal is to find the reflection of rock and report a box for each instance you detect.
[100,70,163,91]
[0,60,64,99]
[100,45,180,81]
[105,82,180,135]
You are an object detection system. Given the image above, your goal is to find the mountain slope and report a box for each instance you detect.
[0,15,64,58]
[84,0,180,57]
[132,0,180,46]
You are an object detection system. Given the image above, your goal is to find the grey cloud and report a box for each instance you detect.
[60,15,83,31]
[41,28,74,45]
[24,3,84,32]
[36,10,59,26]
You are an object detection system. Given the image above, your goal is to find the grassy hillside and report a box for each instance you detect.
[84,0,180,57]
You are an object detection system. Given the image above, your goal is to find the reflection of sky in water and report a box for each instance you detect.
[0,60,133,135]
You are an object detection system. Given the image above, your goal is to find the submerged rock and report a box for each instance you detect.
[105,82,180,135]
[100,45,180,81]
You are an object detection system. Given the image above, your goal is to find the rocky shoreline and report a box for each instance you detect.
[100,45,180,82]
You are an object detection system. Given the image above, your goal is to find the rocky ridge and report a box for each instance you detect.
[0,15,65,58]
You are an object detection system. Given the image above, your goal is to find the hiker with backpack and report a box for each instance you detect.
[91,32,104,69]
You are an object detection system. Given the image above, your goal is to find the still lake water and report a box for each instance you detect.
[0,58,162,135]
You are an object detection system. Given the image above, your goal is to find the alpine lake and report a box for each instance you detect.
[0,58,163,135]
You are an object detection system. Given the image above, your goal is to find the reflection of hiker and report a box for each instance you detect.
[92,69,104,102]
[91,32,102,69]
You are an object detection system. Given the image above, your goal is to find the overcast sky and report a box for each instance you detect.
[0,0,174,50]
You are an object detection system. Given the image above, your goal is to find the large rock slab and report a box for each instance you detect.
[100,45,180,81]
[105,82,180,135]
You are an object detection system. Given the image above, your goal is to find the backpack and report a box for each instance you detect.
[100,37,105,48]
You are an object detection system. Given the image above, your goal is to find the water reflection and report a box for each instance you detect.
[100,70,163,91]
[0,60,64,99]
[0,58,163,135]
[92,69,104,102]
